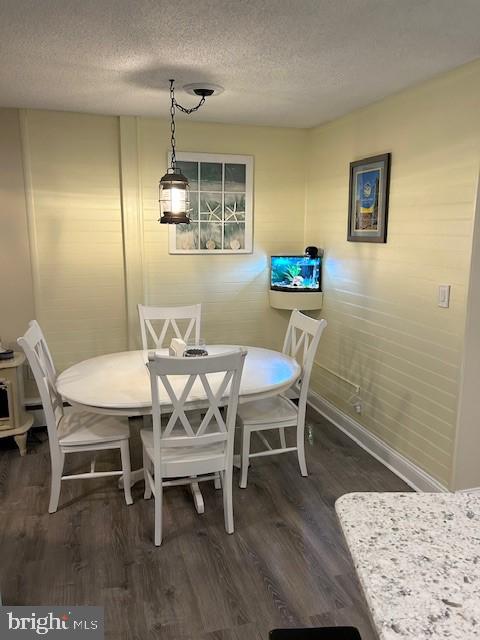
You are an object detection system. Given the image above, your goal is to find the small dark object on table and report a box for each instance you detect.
[269,628,362,639]
[184,348,209,358]
[0,350,14,360]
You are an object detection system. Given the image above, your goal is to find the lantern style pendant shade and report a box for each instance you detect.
[159,79,219,224]
[159,168,190,224]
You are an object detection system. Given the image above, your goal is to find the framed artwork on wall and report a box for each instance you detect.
[168,152,254,254]
[347,153,391,243]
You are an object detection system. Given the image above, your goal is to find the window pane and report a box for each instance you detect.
[224,193,245,220]
[225,163,246,192]
[187,192,198,220]
[223,222,245,251]
[200,192,222,219]
[200,162,222,191]
[176,223,198,250]
[199,222,222,250]
[176,161,198,190]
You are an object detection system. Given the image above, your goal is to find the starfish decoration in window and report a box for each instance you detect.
[225,200,244,222]
[206,201,222,221]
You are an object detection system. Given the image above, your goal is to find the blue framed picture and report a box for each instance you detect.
[347,153,391,243]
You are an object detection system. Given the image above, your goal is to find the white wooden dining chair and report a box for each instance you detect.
[18,322,133,513]
[238,310,327,488]
[142,349,246,546]
[138,303,202,350]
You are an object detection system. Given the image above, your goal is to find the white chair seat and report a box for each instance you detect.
[238,395,298,426]
[141,428,225,475]
[58,411,130,446]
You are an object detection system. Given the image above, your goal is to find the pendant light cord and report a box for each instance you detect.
[169,80,177,169]
[169,78,207,169]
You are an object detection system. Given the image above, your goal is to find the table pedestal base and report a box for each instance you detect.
[119,470,211,514]
[190,482,204,514]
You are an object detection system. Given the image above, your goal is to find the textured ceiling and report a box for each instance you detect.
[0,0,479,128]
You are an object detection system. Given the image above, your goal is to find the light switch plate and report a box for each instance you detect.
[438,284,451,308]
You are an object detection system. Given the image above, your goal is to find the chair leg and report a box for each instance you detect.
[279,427,287,449]
[14,433,28,456]
[48,451,65,514]
[154,476,163,546]
[143,447,152,500]
[239,426,251,489]
[223,468,234,534]
[120,441,133,505]
[214,474,222,489]
[297,422,308,477]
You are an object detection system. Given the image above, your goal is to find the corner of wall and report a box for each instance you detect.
[0,108,35,345]
[451,168,480,491]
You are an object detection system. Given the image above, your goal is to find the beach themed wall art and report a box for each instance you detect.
[347,153,391,243]
[168,152,253,254]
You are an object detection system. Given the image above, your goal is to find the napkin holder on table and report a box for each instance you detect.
[169,338,186,357]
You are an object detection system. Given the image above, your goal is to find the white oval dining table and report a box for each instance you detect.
[56,345,300,513]
[56,345,301,416]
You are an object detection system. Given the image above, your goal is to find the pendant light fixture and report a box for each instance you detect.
[159,79,222,224]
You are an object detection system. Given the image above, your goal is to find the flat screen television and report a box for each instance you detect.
[270,255,321,292]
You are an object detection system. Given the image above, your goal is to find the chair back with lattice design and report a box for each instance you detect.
[147,350,246,462]
[282,310,327,411]
[138,304,201,350]
[18,322,64,452]
[27,320,57,384]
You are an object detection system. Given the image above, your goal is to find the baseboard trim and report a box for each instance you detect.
[307,390,448,493]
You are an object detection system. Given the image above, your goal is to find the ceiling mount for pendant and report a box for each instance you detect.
[158,78,222,225]
[183,83,224,98]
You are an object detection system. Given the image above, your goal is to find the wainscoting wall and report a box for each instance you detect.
[305,60,480,488]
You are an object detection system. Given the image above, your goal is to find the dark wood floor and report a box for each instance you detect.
[0,409,410,640]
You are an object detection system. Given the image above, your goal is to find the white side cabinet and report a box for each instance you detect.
[0,352,33,456]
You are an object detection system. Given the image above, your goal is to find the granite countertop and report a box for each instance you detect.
[335,492,480,639]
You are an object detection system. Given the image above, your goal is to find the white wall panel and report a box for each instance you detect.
[21,110,127,371]
[306,61,480,487]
